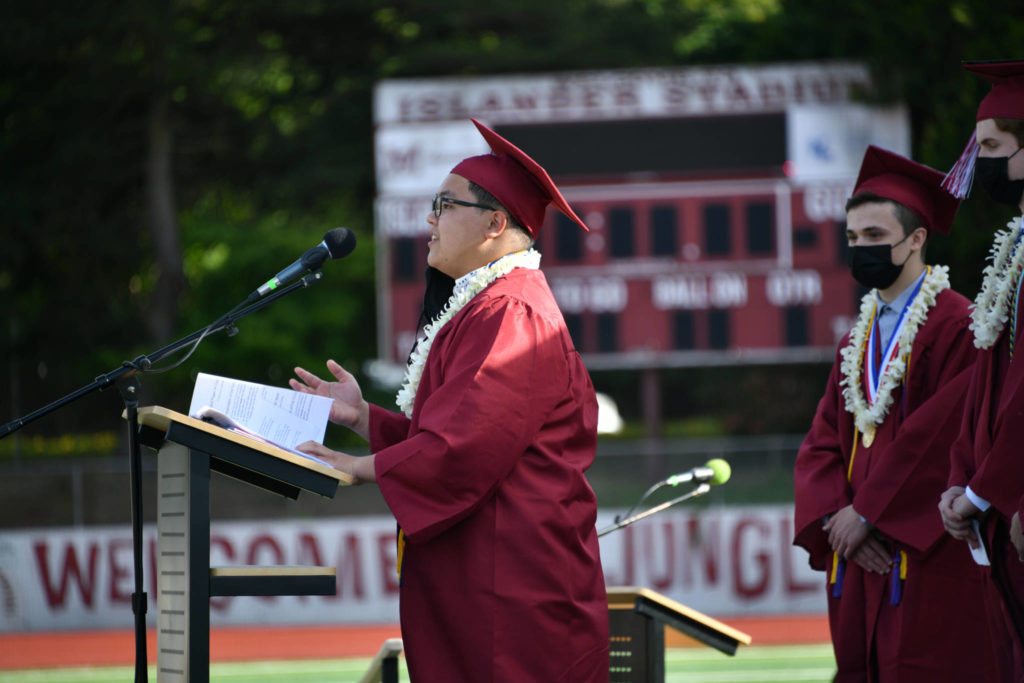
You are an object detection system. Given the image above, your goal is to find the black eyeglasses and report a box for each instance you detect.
[432,194,496,217]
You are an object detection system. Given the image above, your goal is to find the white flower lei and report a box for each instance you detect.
[839,265,950,434]
[395,249,542,417]
[969,219,1024,349]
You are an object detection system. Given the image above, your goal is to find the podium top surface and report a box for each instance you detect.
[136,406,354,486]
[607,586,752,645]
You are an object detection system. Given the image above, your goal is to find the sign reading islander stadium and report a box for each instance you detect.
[372,62,910,370]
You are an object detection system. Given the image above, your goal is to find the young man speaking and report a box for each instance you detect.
[290,119,609,682]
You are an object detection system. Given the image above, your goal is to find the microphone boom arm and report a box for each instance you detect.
[0,270,323,439]
[597,482,712,537]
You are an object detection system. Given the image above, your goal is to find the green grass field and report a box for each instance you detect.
[0,644,837,683]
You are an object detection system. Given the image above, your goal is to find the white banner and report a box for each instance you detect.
[374,63,872,125]
[597,505,824,616]
[374,120,488,195]
[0,504,825,633]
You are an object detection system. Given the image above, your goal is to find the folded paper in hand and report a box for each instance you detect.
[970,519,991,566]
[188,372,333,467]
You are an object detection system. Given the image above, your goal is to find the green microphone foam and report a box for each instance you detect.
[705,458,731,485]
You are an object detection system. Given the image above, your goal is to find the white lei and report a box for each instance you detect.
[395,249,542,417]
[839,265,950,434]
[969,218,1024,349]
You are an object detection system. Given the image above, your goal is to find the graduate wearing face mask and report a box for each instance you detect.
[939,59,1024,683]
[795,146,994,683]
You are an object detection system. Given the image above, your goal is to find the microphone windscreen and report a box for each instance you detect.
[705,458,731,485]
[323,227,357,259]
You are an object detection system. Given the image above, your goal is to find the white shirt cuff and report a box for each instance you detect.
[965,486,992,512]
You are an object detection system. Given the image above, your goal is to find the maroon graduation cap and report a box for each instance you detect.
[966,60,1024,121]
[451,119,588,239]
[854,145,961,234]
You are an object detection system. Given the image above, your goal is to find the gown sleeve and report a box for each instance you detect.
[948,356,982,489]
[368,403,412,453]
[793,355,853,569]
[968,359,1024,517]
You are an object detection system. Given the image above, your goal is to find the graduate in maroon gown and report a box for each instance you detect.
[938,60,1024,682]
[290,119,609,682]
[794,146,995,682]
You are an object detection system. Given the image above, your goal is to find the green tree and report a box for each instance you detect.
[4,0,1024,447]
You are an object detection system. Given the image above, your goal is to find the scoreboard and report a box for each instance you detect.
[372,62,910,372]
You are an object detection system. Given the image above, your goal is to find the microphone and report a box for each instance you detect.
[251,228,357,300]
[665,458,731,487]
[599,457,732,537]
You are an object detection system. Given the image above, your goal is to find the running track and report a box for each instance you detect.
[0,615,829,670]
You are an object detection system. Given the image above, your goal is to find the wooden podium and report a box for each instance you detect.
[136,406,353,682]
[607,586,752,682]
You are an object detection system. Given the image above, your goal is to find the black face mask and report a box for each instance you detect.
[847,234,911,290]
[975,149,1024,207]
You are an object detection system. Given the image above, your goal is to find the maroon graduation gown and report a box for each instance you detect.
[949,279,1024,519]
[948,243,1024,679]
[794,288,995,682]
[370,267,609,682]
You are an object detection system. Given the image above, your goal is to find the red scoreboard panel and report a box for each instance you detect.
[373,64,909,370]
[386,172,852,369]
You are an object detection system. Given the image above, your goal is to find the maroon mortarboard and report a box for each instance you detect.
[943,59,1024,198]
[854,145,961,234]
[966,60,1024,121]
[450,118,588,239]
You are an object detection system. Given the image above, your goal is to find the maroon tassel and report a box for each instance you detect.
[942,131,978,199]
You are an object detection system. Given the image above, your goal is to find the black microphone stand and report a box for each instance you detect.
[0,270,323,682]
[597,482,712,538]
